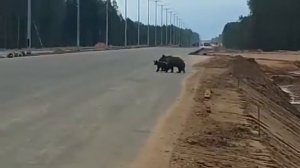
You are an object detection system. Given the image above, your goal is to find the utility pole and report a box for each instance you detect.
[27,0,32,50]
[147,0,150,46]
[160,5,164,46]
[178,17,181,46]
[154,0,158,46]
[165,8,168,46]
[17,16,20,49]
[138,0,140,46]
[106,0,109,47]
[4,18,7,48]
[175,16,177,45]
[124,0,128,47]
[77,0,80,48]
[179,19,181,46]
[169,11,172,45]
[176,16,179,45]
[182,22,185,46]
[173,13,176,45]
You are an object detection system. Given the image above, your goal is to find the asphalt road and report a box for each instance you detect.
[0,47,194,168]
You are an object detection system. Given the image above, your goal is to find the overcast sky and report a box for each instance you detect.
[115,0,249,40]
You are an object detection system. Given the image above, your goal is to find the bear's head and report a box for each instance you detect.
[159,55,167,62]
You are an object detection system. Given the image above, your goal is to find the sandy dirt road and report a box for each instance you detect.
[0,47,196,168]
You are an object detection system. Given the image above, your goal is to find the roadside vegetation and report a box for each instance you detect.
[222,0,300,51]
[0,0,199,49]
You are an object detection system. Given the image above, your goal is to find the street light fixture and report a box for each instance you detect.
[179,18,182,46]
[165,8,169,46]
[124,0,128,47]
[106,0,109,47]
[175,15,177,45]
[138,0,140,46]
[77,0,80,48]
[173,13,176,45]
[160,4,164,46]
[147,0,150,46]
[27,0,32,51]
[169,11,172,45]
[154,0,158,46]
[176,15,179,45]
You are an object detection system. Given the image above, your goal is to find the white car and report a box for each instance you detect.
[200,42,213,49]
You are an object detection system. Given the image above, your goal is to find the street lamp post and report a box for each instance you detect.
[179,19,181,46]
[176,16,179,45]
[77,0,80,48]
[160,5,163,46]
[17,16,20,48]
[177,16,179,45]
[175,16,177,45]
[138,0,140,46]
[173,13,176,45]
[147,0,150,46]
[154,0,158,46]
[169,11,172,45]
[165,8,168,46]
[106,0,109,47]
[27,0,32,51]
[124,0,128,47]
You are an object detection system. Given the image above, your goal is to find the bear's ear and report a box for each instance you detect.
[162,54,165,57]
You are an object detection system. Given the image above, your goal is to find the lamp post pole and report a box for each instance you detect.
[76,0,80,48]
[106,0,109,47]
[147,0,150,46]
[165,8,168,46]
[160,5,164,46]
[169,11,172,45]
[137,0,140,46]
[154,0,158,46]
[124,0,128,47]
[27,0,32,50]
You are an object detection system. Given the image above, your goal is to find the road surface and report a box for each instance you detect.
[0,47,194,168]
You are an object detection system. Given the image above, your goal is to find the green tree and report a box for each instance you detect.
[223,0,300,51]
[0,0,199,48]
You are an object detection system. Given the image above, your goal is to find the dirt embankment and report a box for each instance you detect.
[170,56,300,168]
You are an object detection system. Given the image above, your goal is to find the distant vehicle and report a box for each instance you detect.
[203,43,212,47]
[200,42,213,49]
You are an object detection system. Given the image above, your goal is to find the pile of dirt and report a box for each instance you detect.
[53,48,65,54]
[169,56,300,168]
[228,56,298,115]
[270,75,295,85]
[255,58,300,106]
[94,42,107,49]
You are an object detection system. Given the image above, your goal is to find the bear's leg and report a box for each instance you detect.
[177,67,181,73]
[156,66,160,72]
[171,67,174,73]
[164,66,168,73]
[182,65,186,73]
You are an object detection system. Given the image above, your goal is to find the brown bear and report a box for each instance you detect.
[159,55,185,73]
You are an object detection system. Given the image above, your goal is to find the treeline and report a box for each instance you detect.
[0,0,199,49]
[222,0,300,51]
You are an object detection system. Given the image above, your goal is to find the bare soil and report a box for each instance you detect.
[169,56,300,168]
[131,51,300,168]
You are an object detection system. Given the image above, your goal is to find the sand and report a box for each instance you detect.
[130,51,300,168]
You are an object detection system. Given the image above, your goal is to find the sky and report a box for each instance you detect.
[115,0,249,40]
